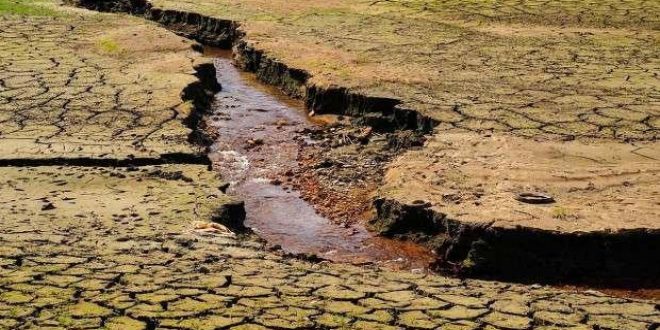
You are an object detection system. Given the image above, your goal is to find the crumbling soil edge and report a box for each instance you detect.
[0,153,209,167]
[64,0,438,133]
[373,198,660,283]
[63,0,660,282]
[234,42,438,132]
[181,62,222,147]
[11,1,246,226]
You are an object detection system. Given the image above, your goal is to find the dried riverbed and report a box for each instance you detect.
[2,3,659,329]
[203,52,660,300]
[206,52,433,270]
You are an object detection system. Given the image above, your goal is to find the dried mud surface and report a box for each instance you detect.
[375,132,660,281]
[382,133,660,233]
[151,0,659,141]
[1,3,659,329]
[3,182,660,330]
[60,0,660,282]
[0,15,210,159]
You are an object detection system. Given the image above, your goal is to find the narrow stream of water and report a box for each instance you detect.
[201,53,660,301]
[206,52,433,270]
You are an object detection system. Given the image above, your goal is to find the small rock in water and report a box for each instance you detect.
[275,119,289,128]
[245,138,264,149]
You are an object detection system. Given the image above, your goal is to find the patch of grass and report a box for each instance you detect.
[0,0,59,16]
[551,206,572,221]
[56,313,74,326]
[96,37,123,56]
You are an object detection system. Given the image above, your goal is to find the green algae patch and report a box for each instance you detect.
[314,286,366,300]
[96,37,123,56]
[428,305,489,321]
[398,310,444,329]
[0,0,60,16]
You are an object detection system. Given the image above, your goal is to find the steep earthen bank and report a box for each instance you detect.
[64,0,659,284]
[64,0,438,133]
[7,5,660,329]
[234,43,438,132]
[373,198,660,283]
[181,63,223,147]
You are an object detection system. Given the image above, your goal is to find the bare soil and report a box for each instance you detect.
[382,132,659,233]
[151,0,659,141]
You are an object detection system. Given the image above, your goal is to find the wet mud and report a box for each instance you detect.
[206,52,433,270]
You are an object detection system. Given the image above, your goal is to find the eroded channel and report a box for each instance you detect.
[206,51,433,270]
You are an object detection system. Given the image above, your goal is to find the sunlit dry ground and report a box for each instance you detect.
[130,0,660,284]
[153,0,659,140]
[0,1,658,329]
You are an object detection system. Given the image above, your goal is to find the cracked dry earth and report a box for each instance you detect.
[0,13,205,159]
[131,0,659,277]
[153,0,659,141]
[1,5,659,330]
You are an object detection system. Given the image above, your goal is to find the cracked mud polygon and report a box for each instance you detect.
[0,0,658,329]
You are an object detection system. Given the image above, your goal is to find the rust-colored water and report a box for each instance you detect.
[206,52,434,270]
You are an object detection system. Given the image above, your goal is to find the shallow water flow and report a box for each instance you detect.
[207,52,433,269]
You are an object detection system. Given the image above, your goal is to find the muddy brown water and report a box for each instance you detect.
[202,51,660,300]
[206,52,433,270]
